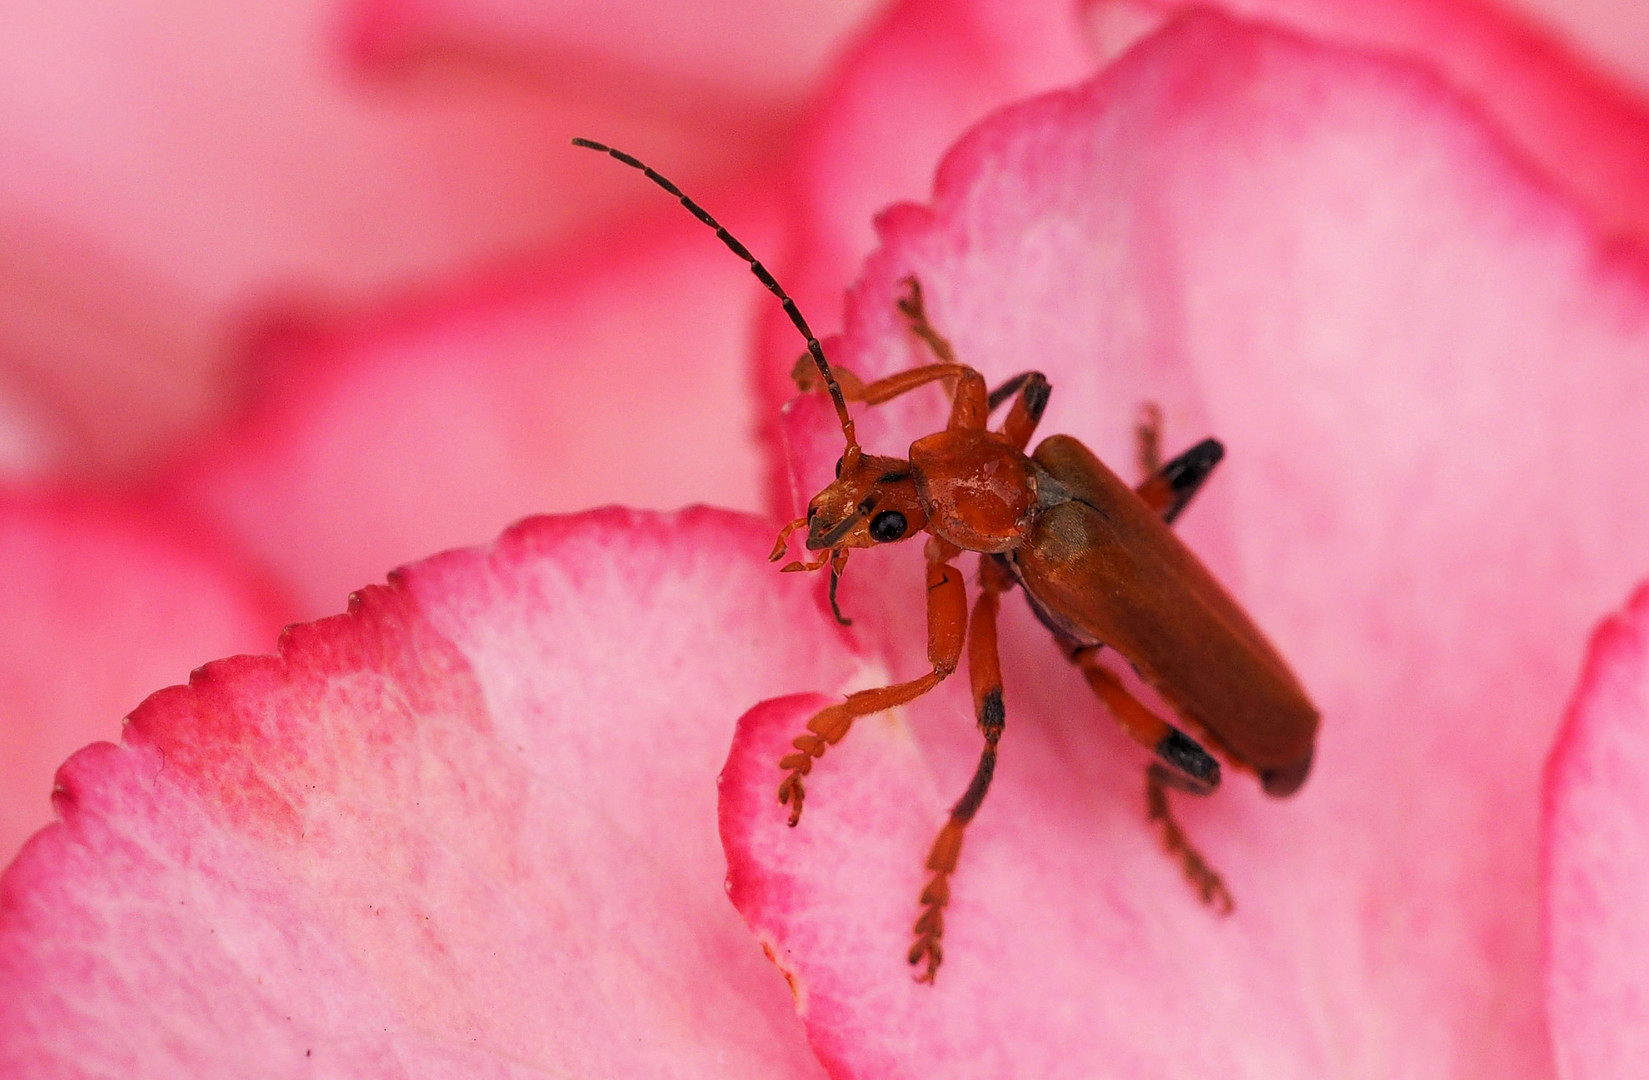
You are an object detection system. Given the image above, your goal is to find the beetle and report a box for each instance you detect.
[572,137,1320,983]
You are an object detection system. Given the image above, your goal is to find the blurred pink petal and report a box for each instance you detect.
[0,508,861,1077]
[1135,0,1649,239]
[762,0,1649,469]
[354,0,886,106]
[0,491,285,868]
[754,0,1101,447]
[1545,583,1649,1080]
[723,12,1649,1077]
[164,189,780,618]
[0,0,828,476]
[1494,0,1649,97]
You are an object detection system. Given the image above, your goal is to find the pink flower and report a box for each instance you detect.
[5,1,1649,1077]
[0,0,877,860]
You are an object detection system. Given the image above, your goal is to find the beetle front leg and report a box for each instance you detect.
[1069,648,1234,914]
[777,538,968,825]
[909,555,1015,983]
[895,276,958,365]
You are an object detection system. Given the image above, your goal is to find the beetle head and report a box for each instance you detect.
[805,453,929,551]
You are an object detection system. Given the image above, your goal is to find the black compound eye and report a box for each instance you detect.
[869,510,908,543]
[834,455,845,478]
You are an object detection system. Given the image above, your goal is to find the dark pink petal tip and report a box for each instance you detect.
[1545,582,1649,1080]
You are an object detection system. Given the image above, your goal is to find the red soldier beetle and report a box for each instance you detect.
[573,138,1321,983]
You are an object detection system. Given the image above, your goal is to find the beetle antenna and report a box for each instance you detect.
[572,137,860,465]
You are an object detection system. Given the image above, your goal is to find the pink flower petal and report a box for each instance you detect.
[0,491,285,869]
[164,191,780,618]
[1,508,859,1077]
[761,0,1649,475]
[354,0,884,105]
[725,12,1649,1077]
[754,0,1102,451]
[0,0,777,475]
[1544,583,1649,1080]
[1426,0,1649,101]
[1147,0,1649,239]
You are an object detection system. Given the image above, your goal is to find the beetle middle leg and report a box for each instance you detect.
[778,537,968,826]
[1132,404,1225,526]
[910,553,1015,983]
[1070,648,1234,914]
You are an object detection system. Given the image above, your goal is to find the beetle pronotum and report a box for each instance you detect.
[573,137,1320,983]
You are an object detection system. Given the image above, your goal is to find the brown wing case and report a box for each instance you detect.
[1015,435,1318,791]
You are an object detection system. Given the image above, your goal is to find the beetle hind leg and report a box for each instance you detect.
[1067,646,1234,914]
[1147,763,1234,914]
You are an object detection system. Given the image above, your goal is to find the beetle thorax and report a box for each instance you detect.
[909,429,1037,553]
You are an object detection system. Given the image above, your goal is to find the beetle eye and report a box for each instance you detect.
[869,510,908,543]
[834,455,844,478]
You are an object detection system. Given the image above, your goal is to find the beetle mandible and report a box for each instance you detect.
[572,137,1320,983]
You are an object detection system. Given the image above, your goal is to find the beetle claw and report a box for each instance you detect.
[778,772,806,826]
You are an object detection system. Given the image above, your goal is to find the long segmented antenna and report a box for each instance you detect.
[571,137,861,469]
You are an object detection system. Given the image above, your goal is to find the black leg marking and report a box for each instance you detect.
[987,371,1050,417]
[1154,728,1220,792]
[1157,438,1224,525]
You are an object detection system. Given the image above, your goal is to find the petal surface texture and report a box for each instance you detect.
[1545,584,1649,1080]
[0,508,857,1078]
[724,12,1649,1080]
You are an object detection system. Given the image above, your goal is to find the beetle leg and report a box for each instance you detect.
[895,275,958,364]
[1132,404,1225,526]
[1147,764,1234,914]
[778,538,968,826]
[1069,648,1234,914]
[988,372,1051,452]
[790,353,867,399]
[1135,402,1165,476]
[909,554,1015,983]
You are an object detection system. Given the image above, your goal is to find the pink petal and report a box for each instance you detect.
[1148,0,1649,239]
[0,491,285,869]
[761,0,1649,473]
[354,0,884,105]
[725,12,1649,1077]
[1544,583,1649,1079]
[1431,0,1649,100]
[754,0,1102,449]
[1,508,858,1077]
[164,191,780,619]
[0,0,776,475]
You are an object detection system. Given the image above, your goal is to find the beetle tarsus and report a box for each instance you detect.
[778,771,806,826]
[910,818,965,983]
[1147,763,1234,915]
